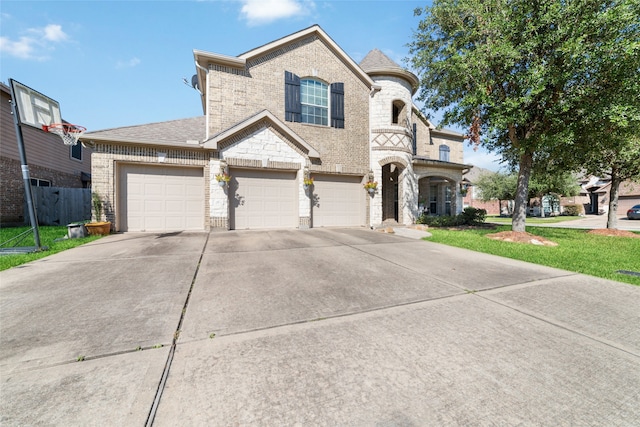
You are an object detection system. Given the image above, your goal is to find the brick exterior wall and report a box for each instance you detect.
[206,34,370,176]
[463,190,501,215]
[91,144,210,231]
[0,156,87,225]
[412,111,464,164]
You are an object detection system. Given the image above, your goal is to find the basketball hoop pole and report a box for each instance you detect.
[8,79,43,251]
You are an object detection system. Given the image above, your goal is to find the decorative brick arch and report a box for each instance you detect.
[378,156,408,168]
[416,170,460,183]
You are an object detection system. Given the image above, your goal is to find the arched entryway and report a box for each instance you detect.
[382,163,403,223]
[418,176,457,216]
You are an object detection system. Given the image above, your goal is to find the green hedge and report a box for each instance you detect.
[562,204,583,216]
[417,207,487,227]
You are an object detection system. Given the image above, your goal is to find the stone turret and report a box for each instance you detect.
[360,49,420,226]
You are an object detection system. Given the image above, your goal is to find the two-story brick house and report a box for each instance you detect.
[84,25,469,232]
[1,82,92,225]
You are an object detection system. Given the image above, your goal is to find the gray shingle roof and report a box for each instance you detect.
[359,49,402,72]
[82,116,206,145]
[359,49,419,92]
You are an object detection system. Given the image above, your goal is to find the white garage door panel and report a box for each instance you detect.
[312,175,364,227]
[230,169,298,230]
[120,165,204,232]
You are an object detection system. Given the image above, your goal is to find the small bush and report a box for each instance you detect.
[562,204,583,216]
[417,207,487,227]
[459,207,487,225]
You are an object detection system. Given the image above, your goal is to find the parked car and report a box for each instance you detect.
[627,204,640,220]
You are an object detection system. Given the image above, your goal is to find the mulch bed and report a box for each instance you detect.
[485,231,558,246]
[588,229,640,238]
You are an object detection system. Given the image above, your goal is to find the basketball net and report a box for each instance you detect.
[43,123,86,146]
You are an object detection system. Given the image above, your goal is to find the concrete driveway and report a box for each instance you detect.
[1,228,639,426]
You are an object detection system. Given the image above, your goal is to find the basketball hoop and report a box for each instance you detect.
[42,123,86,146]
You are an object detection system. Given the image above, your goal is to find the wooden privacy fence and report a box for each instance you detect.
[30,187,91,226]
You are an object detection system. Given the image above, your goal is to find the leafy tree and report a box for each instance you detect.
[475,170,579,217]
[409,0,639,232]
[567,16,640,229]
[475,172,517,215]
[528,172,580,217]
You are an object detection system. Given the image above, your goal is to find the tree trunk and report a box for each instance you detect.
[512,151,533,232]
[606,170,621,229]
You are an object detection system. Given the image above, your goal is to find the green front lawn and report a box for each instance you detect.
[0,226,102,271]
[425,225,640,286]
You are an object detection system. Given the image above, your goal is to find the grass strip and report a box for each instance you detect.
[424,225,640,286]
[0,226,102,271]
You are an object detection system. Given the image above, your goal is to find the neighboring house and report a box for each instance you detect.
[567,176,640,216]
[0,82,92,226]
[83,25,469,232]
[461,167,501,215]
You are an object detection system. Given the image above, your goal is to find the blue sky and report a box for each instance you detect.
[1,0,500,170]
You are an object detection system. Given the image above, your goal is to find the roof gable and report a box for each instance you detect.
[193,25,375,98]
[202,110,320,159]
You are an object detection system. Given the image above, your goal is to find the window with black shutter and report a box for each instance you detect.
[330,82,344,129]
[412,123,417,155]
[284,71,301,122]
[284,71,344,128]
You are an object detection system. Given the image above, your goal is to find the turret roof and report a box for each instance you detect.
[359,49,419,93]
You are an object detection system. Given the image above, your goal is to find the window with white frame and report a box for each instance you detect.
[439,144,450,162]
[284,71,344,128]
[300,79,328,126]
[30,178,51,187]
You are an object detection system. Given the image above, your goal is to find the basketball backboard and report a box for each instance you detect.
[9,79,62,130]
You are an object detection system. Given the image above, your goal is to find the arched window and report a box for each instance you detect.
[301,79,328,126]
[439,144,450,162]
[392,100,405,125]
[285,71,344,128]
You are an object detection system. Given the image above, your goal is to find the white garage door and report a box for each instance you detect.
[230,168,298,230]
[119,165,204,232]
[312,174,364,227]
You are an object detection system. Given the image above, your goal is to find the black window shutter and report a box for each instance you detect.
[284,71,301,122]
[330,82,344,129]
[412,123,417,155]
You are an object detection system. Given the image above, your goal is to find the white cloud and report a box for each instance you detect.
[0,36,35,59]
[0,24,69,60]
[116,57,141,69]
[42,24,68,42]
[239,0,313,25]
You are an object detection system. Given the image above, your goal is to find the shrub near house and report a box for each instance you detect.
[418,207,487,227]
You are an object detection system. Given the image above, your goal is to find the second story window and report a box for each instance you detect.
[301,79,328,126]
[439,144,450,162]
[285,71,344,128]
[392,100,406,125]
[71,143,82,161]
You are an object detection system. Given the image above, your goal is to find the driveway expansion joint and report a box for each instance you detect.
[144,232,210,427]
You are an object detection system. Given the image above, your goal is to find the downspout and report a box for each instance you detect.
[194,60,210,140]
